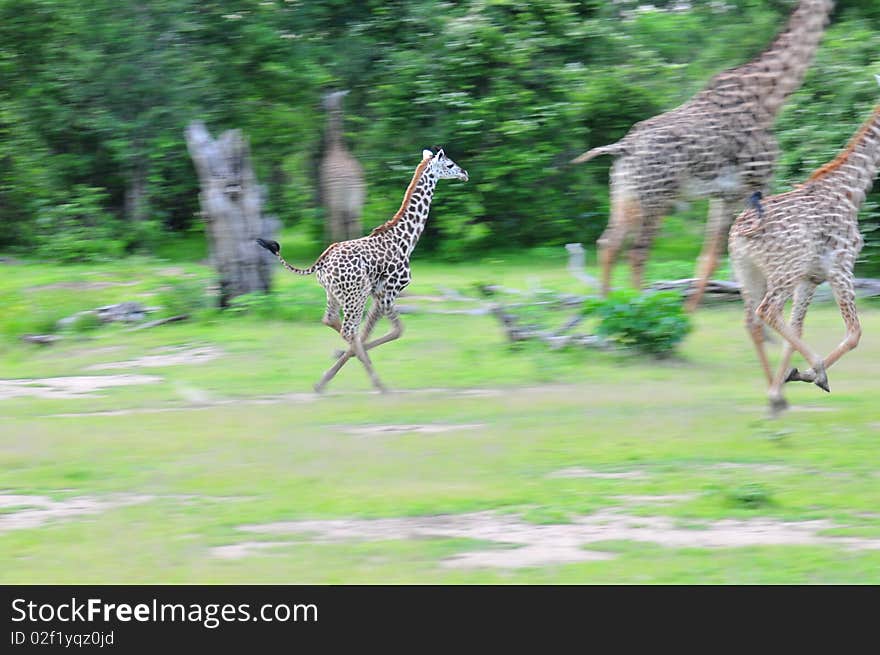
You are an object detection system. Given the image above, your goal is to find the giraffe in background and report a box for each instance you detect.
[572,0,834,311]
[729,91,880,414]
[320,90,366,243]
[258,148,468,393]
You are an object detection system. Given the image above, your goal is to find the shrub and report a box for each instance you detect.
[226,284,326,322]
[35,186,124,263]
[585,290,692,356]
[65,312,103,334]
[726,483,774,510]
[155,278,212,318]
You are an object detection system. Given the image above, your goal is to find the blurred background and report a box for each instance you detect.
[1,1,879,584]
[1,0,879,265]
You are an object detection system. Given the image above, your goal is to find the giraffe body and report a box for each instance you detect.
[320,90,366,243]
[729,101,880,413]
[259,148,468,392]
[572,0,833,310]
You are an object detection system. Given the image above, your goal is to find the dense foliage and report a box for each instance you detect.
[1,1,879,269]
[584,290,692,356]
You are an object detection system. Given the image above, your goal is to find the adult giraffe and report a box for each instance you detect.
[320,90,366,243]
[572,0,834,311]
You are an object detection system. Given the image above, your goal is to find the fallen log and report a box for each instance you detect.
[488,305,610,350]
[126,315,190,331]
[21,334,62,346]
[647,277,880,302]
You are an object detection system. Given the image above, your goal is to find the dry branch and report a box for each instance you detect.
[126,315,190,331]
[21,334,62,346]
[647,277,880,302]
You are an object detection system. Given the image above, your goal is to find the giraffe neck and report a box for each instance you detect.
[370,159,438,257]
[325,109,344,150]
[706,0,833,121]
[807,104,880,200]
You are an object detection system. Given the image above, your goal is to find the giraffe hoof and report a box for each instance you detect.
[809,365,830,393]
[789,367,819,384]
[768,396,789,416]
[313,382,327,394]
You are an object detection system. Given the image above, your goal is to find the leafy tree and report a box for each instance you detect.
[0,0,878,274]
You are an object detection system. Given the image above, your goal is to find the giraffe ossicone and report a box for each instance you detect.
[257,148,468,393]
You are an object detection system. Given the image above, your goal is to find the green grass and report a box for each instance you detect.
[0,241,879,583]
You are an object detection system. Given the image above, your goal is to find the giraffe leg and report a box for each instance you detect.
[363,303,404,351]
[351,330,387,393]
[325,208,339,244]
[733,259,774,388]
[685,197,735,312]
[628,206,662,292]
[329,301,404,369]
[344,209,361,241]
[767,281,816,412]
[790,273,860,381]
[331,300,382,359]
[822,274,861,369]
[314,291,386,393]
[756,286,828,393]
[322,293,342,333]
[597,195,640,297]
[363,314,403,351]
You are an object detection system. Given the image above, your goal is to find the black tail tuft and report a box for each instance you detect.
[256,238,280,255]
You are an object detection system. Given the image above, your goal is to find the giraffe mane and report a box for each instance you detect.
[806,104,880,183]
[369,156,432,236]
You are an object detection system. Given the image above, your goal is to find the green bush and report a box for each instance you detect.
[726,483,774,510]
[155,278,212,318]
[35,186,124,263]
[226,284,326,323]
[585,290,692,356]
[65,312,104,334]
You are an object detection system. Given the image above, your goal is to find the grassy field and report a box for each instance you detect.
[1,234,879,583]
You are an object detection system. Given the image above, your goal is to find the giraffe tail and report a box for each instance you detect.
[570,142,626,164]
[255,238,319,275]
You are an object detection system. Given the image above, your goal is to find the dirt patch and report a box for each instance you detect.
[0,494,153,533]
[211,541,292,560]
[46,392,318,418]
[85,346,221,371]
[610,494,695,505]
[547,467,647,480]
[0,374,162,400]
[219,506,880,568]
[348,424,485,436]
[707,462,793,474]
[737,404,837,414]
[26,280,141,292]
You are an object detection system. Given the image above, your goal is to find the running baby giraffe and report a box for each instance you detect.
[257,147,468,393]
[729,85,880,414]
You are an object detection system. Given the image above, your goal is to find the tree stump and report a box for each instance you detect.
[185,120,277,307]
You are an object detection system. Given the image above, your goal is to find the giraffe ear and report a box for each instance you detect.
[422,149,433,160]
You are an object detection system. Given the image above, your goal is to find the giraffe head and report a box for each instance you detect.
[322,89,350,111]
[423,147,468,182]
